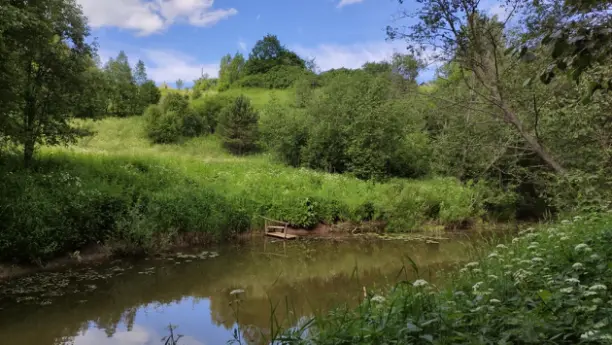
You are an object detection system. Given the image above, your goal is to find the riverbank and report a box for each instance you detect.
[0,116,506,264]
[286,214,612,344]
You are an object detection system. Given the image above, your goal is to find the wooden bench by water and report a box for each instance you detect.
[262,217,297,240]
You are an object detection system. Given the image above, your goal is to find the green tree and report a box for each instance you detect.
[387,0,565,173]
[245,34,306,75]
[228,53,246,84]
[138,80,161,112]
[105,51,138,116]
[133,59,147,86]
[74,56,111,119]
[176,79,184,90]
[218,95,259,154]
[0,0,94,166]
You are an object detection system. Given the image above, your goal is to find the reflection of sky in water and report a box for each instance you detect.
[73,298,232,345]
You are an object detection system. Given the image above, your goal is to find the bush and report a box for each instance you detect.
[146,94,208,143]
[191,94,234,133]
[160,93,189,114]
[146,109,183,144]
[259,96,308,166]
[0,155,252,262]
[218,95,259,155]
[236,66,311,89]
[294,75,317,108]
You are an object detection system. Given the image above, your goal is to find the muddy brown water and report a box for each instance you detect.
[0,236,482,345]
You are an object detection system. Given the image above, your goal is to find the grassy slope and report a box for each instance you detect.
[0,88,485,261]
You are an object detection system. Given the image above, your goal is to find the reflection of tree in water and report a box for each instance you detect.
[0,238,465,345]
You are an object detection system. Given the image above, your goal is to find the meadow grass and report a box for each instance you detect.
[279,214,612,344]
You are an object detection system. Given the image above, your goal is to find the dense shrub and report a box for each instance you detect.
[263,71,428,180]
[237,66,311,89]
[146,94,207,143]
[0,155,251,262]
[145,107,183,143]
[191,93,234,133]
[259,97,309,166]
[218,95,259,155]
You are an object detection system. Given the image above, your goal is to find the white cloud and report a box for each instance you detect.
[337,0,365,8]
[77,0,237,35]
[291,41,405,71]
[238,39,247,52]
[143,49,219,84]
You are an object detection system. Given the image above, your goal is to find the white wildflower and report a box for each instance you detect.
[575,243,590,252]
[488,252,499,258]
[589,284,607,291]
[496,244,507,249]
[465,262,479,268]
[583,291,598,297]
[503,264,513,269]
[531,257,544,263]
[560,287,574,293]
[472,268,482,273]
[371,295,386,303]
[472,281,484,291]
[573,216,583,221]
[512,238,520,244]
[413,279,429,288]
[560,236,570,241]
[527,245,539,250]
[487,274,499,280]
[489,299,501,304]
[565,278,580,284]
[590,254,601,260]
[520,260,532,265]
[561,220,571,224]
[453,291,466,297]
[592,298,603,305]
[525,233,538,240]
[572,262,584,270]
[459,268,468,274]
[581,331,599,340]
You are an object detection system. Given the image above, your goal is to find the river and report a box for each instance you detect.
[0,236,477,345]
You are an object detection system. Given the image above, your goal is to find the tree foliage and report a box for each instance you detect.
[0,0,94,166]
[218,95,259,155]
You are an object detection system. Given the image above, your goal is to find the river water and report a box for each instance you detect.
[0,236,476,345]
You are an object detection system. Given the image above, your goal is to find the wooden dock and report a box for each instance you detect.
[262,217,297,240]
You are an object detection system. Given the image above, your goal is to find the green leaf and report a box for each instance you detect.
[523,78,532,87]
[538,289,552,302]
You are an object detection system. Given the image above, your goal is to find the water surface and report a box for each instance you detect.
[0,236,475,345]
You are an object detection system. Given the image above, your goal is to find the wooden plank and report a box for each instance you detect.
[267,226,287,229]
[266,232,298,240]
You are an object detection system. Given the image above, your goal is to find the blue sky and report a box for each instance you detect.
[79,0,507,85]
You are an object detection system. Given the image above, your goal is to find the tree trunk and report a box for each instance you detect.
[23,137,35,168]
[501,106,566,174]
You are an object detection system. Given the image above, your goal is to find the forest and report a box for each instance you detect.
[1,0,612,343]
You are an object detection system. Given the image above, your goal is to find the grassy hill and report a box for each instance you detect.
[0,88,487,262]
